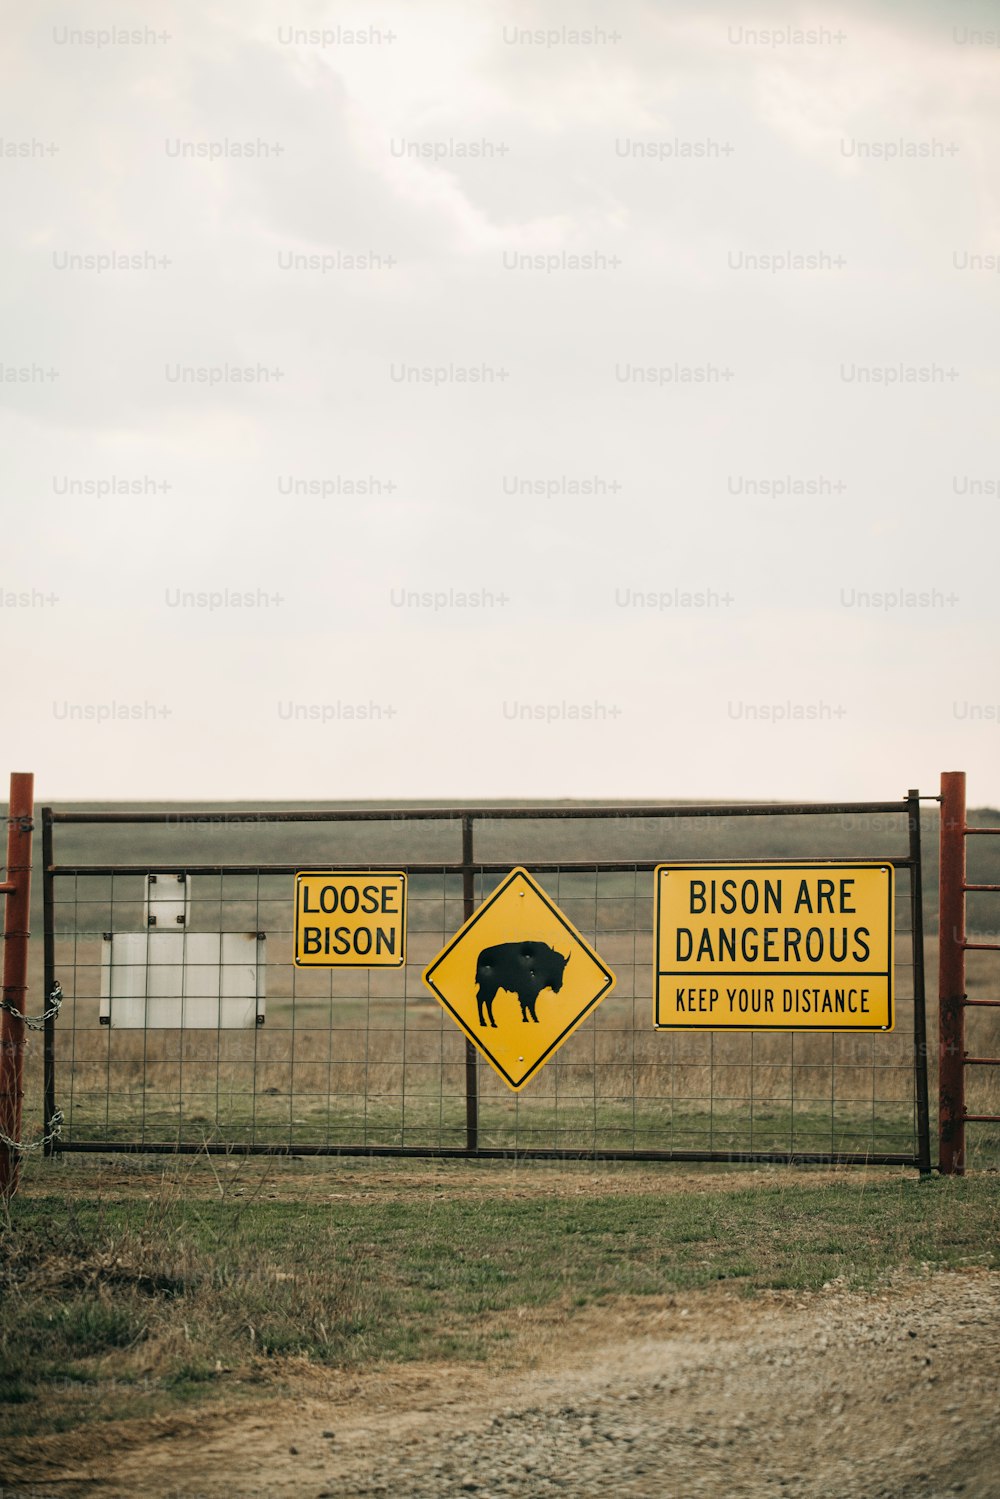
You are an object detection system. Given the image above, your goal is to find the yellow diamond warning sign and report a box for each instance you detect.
[654,862,894,1031]
[294,872,406,967]
[423,867,616,1091]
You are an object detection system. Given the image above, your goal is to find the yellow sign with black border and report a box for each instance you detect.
[423,867,616,1090]
[654,862,894,1030]
[294,871,406,967]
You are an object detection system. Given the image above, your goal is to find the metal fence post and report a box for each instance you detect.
[462,816,479,1151]
[907,790,932,1174]
[0,772,35,1196]
[938,771,966,1175]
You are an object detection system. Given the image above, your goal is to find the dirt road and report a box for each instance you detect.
[7,1268,999,1499]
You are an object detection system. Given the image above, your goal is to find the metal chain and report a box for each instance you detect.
[0,980,62,1031]
[0,1109,64,1154]
[0,972,65,1155]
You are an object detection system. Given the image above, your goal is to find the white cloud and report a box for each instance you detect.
[1,0,998,801]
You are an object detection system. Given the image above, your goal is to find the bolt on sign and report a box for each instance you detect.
[423,867,616,1091]
[294,872,406,966]
[654,863,894,1031]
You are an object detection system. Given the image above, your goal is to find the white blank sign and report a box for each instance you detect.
[100,931,266,1029]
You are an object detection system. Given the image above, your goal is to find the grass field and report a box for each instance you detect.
[2,1158,998,1443]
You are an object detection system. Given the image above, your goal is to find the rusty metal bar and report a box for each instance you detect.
[963,828,1000,836]
[963,998,1000,1009]
[939,771,967,1175]
[961,942,1000,952]
[964,1057,1000,1065]
[963,884,1000,892]
[963,1115,1000,1123]
[0,772,34,1197]
[907,790,932,1174]
[462,816,478,1152]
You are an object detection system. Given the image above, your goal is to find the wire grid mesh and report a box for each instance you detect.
[48,830,925,1162]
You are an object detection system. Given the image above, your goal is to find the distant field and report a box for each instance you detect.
[19,797,1000,936]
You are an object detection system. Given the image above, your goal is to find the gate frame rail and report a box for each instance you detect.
[42,792,933,1172]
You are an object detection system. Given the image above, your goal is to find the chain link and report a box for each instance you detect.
[0,980,65,1157]
[0,1109,64,1154]
[0,980,63,1031]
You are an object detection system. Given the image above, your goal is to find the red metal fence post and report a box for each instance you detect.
[938,770,966,1175]
[0,772,35,1197]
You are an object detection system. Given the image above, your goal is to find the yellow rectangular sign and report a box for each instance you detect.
[294,871,406,967]
[654,862,894,1030]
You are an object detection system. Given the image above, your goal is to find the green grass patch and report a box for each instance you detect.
[1,1171,998,1439]
[56,1097,920,1157]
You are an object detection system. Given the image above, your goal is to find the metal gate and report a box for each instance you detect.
[41,795,932,1168]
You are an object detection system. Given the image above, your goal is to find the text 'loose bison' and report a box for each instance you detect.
[475,941,570,1027]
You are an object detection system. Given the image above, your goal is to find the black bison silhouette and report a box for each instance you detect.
[475,941,570,1027]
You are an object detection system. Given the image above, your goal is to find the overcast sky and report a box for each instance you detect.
[2,0,999,803]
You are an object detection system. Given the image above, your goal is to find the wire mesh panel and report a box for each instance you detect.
[42,800,931,1167]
